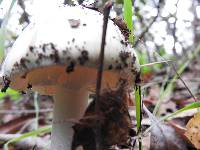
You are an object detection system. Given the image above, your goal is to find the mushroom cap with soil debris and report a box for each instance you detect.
[0,5,140,94]
[0,5,140,150]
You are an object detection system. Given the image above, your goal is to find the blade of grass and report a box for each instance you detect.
[153,67,170,115]
[161,102,200,121]
[0,0,17,63]
[140,60,172,67]
[4,125,52,150]
[135,84,142,149]
[135,84,141,130]
[0,88,20,100]
[153,45,200,115]
[143,102,200,136]
[123,0,133,43]
[123,0,142,148]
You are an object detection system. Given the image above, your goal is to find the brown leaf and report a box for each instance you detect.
[72,82,132,149]
[0,115,34,134]
[185,112,200,149]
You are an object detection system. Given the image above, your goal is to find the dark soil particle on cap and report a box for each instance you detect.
[27,83,32,89]
[20,58,30,69]
[13,62,19,68]
[120,40,128,47]
[29,46,34,52]
[50,49,59,63]
[66,61,75,73]
[78,50,89,65]
[47,43,60,63]
[131,68,137,74]
[36,52,47,64]
[50,43,56,50]
[20,91,26,95]
[131,56,136,67]
[1,76,11,92]
[120,40,125,45]
[42,44,47,52]
[119,51,130,68]
[21,73,27,79]
[37,53,43,60]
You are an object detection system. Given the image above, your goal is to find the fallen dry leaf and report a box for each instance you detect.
[185,112,200,149]
[150,123,187,150]
[0,115,34,134]
[143,103,187,150]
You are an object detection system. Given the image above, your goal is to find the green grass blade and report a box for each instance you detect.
[135,84,142,149]
[0,88,20,100]
[135,85,142,131]
[4,125,52,150]
[153,45,200,115]
[161,102,200,121]
[123,0,133,43]
[144,102,200,136]
[153,67,170,115]
[123,0,142,148]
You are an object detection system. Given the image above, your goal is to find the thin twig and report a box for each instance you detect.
[155,52,197,102]
[170,62,197,101]
[34,92,39,130]
[95,1,112,149]
[0,109,52,114]
[140,60,172,67]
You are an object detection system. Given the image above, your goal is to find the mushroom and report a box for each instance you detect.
[0,5,140,150]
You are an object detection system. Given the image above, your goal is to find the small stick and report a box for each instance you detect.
[95,1,112,150]
[0,109,52,114]
[155,52,197,102]
[140,60,172,67]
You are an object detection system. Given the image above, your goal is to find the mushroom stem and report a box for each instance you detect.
[51,87,88,150]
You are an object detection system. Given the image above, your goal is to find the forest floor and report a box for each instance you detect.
[0,53,199,150]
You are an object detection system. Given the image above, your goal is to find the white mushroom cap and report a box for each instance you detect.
[0,5,139,95]
[0,5,140,150]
